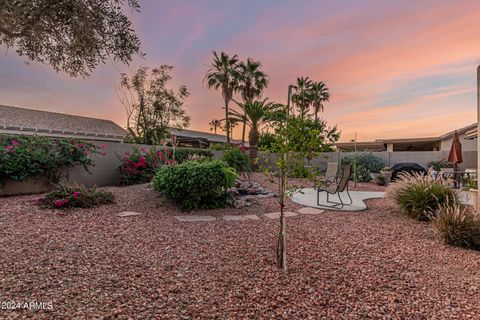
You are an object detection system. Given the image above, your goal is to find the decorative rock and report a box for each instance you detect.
[298,207,325,215]
[174,215,216,222]
[223,215,260,221]
[264,211,298,219]
[117,211,142,217]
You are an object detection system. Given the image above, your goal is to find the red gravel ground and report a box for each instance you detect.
[1,174,480,319]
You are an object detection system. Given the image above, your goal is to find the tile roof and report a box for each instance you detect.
[0,105,127,141]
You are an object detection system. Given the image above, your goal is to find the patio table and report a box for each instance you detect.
[440,171,477,189]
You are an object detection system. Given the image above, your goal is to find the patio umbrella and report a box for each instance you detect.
[448,130,463,171]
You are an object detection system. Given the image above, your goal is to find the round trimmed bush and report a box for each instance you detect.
[153,160,237,210]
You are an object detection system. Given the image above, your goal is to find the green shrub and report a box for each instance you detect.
[432,204,480,249]
[428,160,454,171]
[341,153,384,182]
[221,148,250,173]
[258,132,277,151]
[0,134,103,182]
[119,146,212,185]
[386,173,457,221]
[153,160,237,210]
[39,182,115,209]
[210,143,232,151]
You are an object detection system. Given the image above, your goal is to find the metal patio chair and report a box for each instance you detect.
[317,164,353,208]
[315,162,339,190]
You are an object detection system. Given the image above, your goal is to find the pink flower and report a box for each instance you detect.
[140,147,146,153]
[100,144,106,150]
[10,139,20,146]
[102,152,107,156]
[83,150,89,156]
[5,145,13,152]
[72,192,80,199]
[54,199,68,207]
[78,143,85,148]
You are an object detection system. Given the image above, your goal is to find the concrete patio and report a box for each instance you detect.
[290,188,385,211]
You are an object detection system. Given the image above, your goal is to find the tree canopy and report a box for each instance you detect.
[0,0,142,77]
[118,65,190,145]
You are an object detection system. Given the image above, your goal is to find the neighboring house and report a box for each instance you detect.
[335,123,477,152]
[0,105,127,142]
[169,128,246,148]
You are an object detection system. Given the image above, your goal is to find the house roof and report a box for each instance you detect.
[336,123,478,149]
[169,128,245,145]
[0,105,127,141]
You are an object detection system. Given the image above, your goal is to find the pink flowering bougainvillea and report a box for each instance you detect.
[119,145,213,185]
[0,134,106,182]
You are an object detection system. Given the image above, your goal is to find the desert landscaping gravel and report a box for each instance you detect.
[1,174,480,319]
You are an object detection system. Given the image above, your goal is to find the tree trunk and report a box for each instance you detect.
[241,111,247,146]
[277,149,287,271]
[224,96,231,144]
[249,127,259,170]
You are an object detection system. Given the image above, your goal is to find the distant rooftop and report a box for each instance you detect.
[0,105,127,142]
[170,128,245,146]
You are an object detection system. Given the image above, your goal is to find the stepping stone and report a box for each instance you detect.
[298,207,325,215]
[117,211,141,217]
[223,215,260,221]
[264,211,297,219]
[174,215,216,222]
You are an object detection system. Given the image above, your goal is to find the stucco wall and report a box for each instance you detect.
[440,133,477,152]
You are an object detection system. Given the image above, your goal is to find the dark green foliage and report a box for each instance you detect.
[119,146,212,185]
[0,134,102,182]
[153,160,237,210]
[287,157,314,178]
[341,153,384,182]
[39,182,115,209]
[0,0,141,77]
[428,160,454,171]
[387,173,457,221]
[221,148,251,173]
[284,115,340,156]
[258,132,276,151]
[432,204,480,250]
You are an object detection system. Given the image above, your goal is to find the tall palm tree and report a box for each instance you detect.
[205,51,240,143]
[237,58,269,145]
[310,81,330,121]
[230,99,283,168]
[209,119,224,134]
[291,77,313,117]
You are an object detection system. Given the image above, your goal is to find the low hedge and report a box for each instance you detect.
[153,160,237,210]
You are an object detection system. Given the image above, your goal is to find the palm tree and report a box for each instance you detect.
[230,99,283,168]
[205,51,240,143]
[310,81,330,121]
[291,77,313,117]
[209,119,224,134]
[237,58,269,145]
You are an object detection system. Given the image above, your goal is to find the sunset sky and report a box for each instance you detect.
[1,0,479,142]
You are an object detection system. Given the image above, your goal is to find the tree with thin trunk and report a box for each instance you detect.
[229,99,283,169]
[209,119,224,134]
[310,81,330,121]
[291,77,313,118]
[205,51,240,144]
[237,58,269,145]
